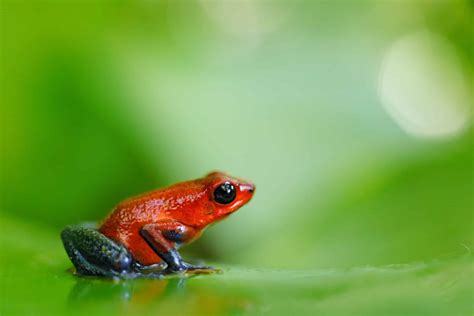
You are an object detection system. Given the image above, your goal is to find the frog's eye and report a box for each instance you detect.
[213,182,236,205]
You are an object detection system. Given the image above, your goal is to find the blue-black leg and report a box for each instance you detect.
[61,223,133,277]
[140,225,215,276]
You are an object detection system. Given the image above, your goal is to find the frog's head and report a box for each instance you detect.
[204,171,255,220]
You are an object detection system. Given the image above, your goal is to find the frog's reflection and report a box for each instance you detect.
[68,276,187,306]
[68,275,255,314]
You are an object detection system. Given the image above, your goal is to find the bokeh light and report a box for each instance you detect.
[379,30,471,139]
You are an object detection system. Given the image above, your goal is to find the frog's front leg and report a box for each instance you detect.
[139,222,214,274]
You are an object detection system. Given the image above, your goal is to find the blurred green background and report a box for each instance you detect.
[0,1,472,315]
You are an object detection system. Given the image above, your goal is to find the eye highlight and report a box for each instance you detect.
[213,182,236,205]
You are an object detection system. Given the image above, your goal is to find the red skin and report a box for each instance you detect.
[99,172,255,266]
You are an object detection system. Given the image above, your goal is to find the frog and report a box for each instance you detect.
[61,171,255,278]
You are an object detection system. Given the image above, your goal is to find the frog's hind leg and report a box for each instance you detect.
[61,224,133,277]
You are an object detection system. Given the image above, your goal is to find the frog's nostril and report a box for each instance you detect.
[240,183,255,193]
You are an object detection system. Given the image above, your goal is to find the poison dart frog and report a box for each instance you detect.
[61,171,255,278]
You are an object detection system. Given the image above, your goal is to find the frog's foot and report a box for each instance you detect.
[132,262,167,275]
[182,262,217,272]
[61,224,133,278]
[160,262,221,276]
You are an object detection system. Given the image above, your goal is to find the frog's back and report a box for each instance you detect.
[101,189,164,228]
[100,179,206,230]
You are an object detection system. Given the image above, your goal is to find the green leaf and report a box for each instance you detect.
[1,215,472,316]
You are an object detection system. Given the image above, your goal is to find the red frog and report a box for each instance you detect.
[61,171,255,278]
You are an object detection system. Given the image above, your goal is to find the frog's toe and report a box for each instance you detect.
[183,263,212,270]
[182,263,221,275]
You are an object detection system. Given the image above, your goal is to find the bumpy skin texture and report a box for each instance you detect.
[61,171,255,277]
[61,224,134,277]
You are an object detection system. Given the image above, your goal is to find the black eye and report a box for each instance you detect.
[213,182,236,205]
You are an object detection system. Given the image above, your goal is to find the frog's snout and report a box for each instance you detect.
[238,182,255,206]
[239,183,255,194]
